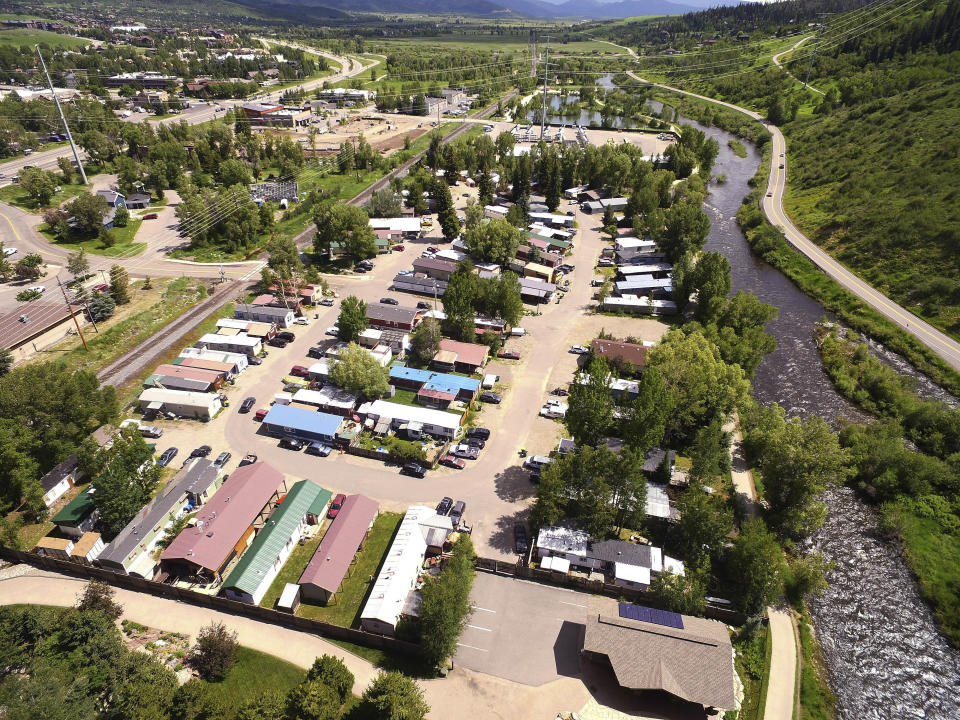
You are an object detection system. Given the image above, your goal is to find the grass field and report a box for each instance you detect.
[41,218,145,258]
[261,512,402,628]
[730,622,771,720]
[798,609,837,720]
[0,28,88,48]
[203,646,305,717]
[0,181,90,214]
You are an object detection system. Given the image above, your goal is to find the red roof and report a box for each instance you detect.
[438,339,488,368]
[417,388,455,402]
[590,338,647,368]
[161,462,282,574]
[153,364,224,382]
[299,494,379,594]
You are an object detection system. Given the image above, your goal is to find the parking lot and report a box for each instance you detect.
[455,572,618,686]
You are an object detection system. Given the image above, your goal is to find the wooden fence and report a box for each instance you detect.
[0,546,422,657]
[474,555,746,625]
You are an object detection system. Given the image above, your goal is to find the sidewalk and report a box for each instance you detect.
[764,608,798,720]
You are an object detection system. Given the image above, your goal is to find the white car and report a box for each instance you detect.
[27,285,46,294]
[325,326,339,337]
[2,247,16,256]
[294,317,311,326]
[540,402,568,419]
[569,345,589,354]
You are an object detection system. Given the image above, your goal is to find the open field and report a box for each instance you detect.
[41,218,145,258]
[204,646,306,717]
[0,181,90,214]
[0,28,88,48]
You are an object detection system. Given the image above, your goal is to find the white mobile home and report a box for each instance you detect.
[138,388,223,420]
[359,400,462,440]
[196,333,262,358]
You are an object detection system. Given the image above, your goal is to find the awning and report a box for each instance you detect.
[541,556,570,573]
[614,562,651,585]
[147,401,163,410]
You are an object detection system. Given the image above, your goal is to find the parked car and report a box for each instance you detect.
[213,451,232,468]
[597,258,615,267]
[479,392,502,404]
[294,317,311,326]
[307,346,325,359]
[465,437,485,449]
[436,496,454,515]
[238,453,257,467]
[279,437,305,451]
[276,331,296,342]
[540,401,568,418]
[392,244,404,251]
[325,326,340,337]
[27,285,45,294]
[247,355,263,365]
[354,265,369,273]
[440,455,466,469]
[466,427,490,440]
[306,442,332,457]
[190,445,212,458]
[157,447,179,467]
[416,301,431,310]
[452,444,479,460]
[510,327,526,336]
[449,500,466,527]
[143,212,158,219]
[328,493,347,518]
[570,345,590,354]
[379,297,399,306]
[590,279,605,287]
[254,409,268,421]
[240,397,256,413]
[559,264,575,273]
[497,350,521,360]
[318,298,335,306]
[401,462,427,478]
[268,337,288,348]
[426,246,439,253]
[290,365,309,377]
[140,425,163,438]
[2,247,17,256]
[514,525,529,554]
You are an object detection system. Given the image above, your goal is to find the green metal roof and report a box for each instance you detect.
[223,481,331,597]
[51,486,97,526]
[529,232,571,249]
[308,486,332,518]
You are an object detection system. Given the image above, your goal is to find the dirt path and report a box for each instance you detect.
[764,607,799,720]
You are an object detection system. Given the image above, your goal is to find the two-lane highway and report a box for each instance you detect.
[626,70,960,372]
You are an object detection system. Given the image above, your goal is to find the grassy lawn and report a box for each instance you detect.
[728,622,771,720]
[34,277,209,377]
[0,182,89,214]
[260,529,327,610]
[202,646,304,717]
[270,512,402,628]
[0,28,88,48]
[40,218,145,258]
[798,609,837,720]
[15,518,54,551]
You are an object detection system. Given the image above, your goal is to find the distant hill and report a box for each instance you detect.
[250,0,695,18]
[548,0,697,18]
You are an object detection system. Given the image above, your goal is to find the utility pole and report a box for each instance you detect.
[804,17,829,89]
[56,275,88,352]
[36,45,87,185]
[540,36,550,141]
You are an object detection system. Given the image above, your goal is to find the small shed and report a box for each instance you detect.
[278,583,301,613]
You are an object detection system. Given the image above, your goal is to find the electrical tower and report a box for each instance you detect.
[804,15,831,89]
[540,36,550,141]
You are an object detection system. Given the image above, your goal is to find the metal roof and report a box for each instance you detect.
[51,486,96,526]
[437,339,488,367]
[299,494,379,594]
[222,480,330,597]
[389,366,480,393]
[262,404,343,437]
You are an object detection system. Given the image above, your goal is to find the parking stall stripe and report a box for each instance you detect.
[467,624,492,632]
[471,606,496,613]
[457,642,489,652]
[559,601,588,608]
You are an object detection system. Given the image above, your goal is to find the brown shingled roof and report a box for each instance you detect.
[590,338,647,368]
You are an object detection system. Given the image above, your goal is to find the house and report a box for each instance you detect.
[91,190,126,229]
[70,532,105,564]
[51,486,98,538]
[366,304,423,332]
[582,609,736,712]
[433,339,488,374]
[587,539,663,588]
[234,303,295,329]
[222,480,331,605]
[160,462,284,583]
[38,454,80,507]
[125,192,152,209]
[97,459,224,577]
[143,373,213,393]
[299,494,380,604]
[195,332,263,358]
[174,357,236,378]
[359,400,463,440]
[602,295,678,316]
[178,347,248,373]
[392,272,446,297]
[412,257,457,281]
[528,211,574,229]
[360,506,452,635]
[590,338,647,372]
[618,263,672,279]
[614,278,673,297]
[484,204,509,220]
[518,276,557,304]
[262,404,343,444]
[138,388,222,420]
[388,366,480,403]
[291,387,359,416]
[614,237,659,253]
[535,525,590,572]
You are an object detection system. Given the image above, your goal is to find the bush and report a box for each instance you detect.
[88,294,116,322]
[192,622,238,681]
[76,580,123,621]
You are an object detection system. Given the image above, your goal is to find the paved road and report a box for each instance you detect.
[626,70,960,372]
[764,608,799,720]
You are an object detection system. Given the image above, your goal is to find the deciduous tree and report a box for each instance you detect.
[109,264,129,305]
[330,342,390,399]
[336,296,368,342]
[67,193,109,234]
[192,622,237,681]
[726,520,784,615]
[565,357,616,447]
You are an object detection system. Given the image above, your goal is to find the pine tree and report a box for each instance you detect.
[109,264,130,305]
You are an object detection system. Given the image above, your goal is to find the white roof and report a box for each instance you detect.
[618,263,672,275]
[278,583,300,609]
[603,295,679,311]
[216,318,252,330]
[434,249,467,263]
[512,145,531,157]
[529,212,569,224]
[614,562,651,585]
[179,347,249,366]
[368,217,422,233]
[663,556,686,576]
[484,205,508,215]
[615,237,658,250]
[537,525,589,555]
[361,506,434,629]
[197,332,261,347]
[541,556,571,573]
[308,360,331,376]
[293,387,358,410]
[138,388,219,408]
[646,483,672,519]
[359,400,461,432]
[359,328,383,341]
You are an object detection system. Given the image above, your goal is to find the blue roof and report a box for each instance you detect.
[263,404,342,437]
[389,366,480,393]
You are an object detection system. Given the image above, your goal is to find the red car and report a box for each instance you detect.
[255,409,268,421]
[498,350,521,360]
[440,455,466,470]
[426,246,439,253]
[143,213,158,220]
[93,283,109,293]
[327,493,346,519]
[392,244,405,251]
[290,365,309,377]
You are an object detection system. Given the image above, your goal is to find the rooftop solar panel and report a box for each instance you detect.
[619,602,684,629]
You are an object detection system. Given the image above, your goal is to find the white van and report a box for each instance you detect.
[274,392,293,405]
[482,374,499,389]
[510,327,526,337]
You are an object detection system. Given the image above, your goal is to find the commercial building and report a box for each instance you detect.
[582,609,736,712]
[262,404,343,444]
[160,462,284,582]
[222,480,331,605]
[360,506,450,635]
[238,102,283,121]
[299,494,380,603]
[0,299,86,365]
[234,303,295,329]
[51,486,98,538]
[433,339,488,374]
[368,217,422,238]
[196,333,263,358]
[97,460,224,578]
[359,400,463,440]
[38,454,80,507]
[138,388,223,420]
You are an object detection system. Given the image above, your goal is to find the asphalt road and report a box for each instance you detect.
[626,70,960,372]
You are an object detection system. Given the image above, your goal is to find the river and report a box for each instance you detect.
[692,118,960,718]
